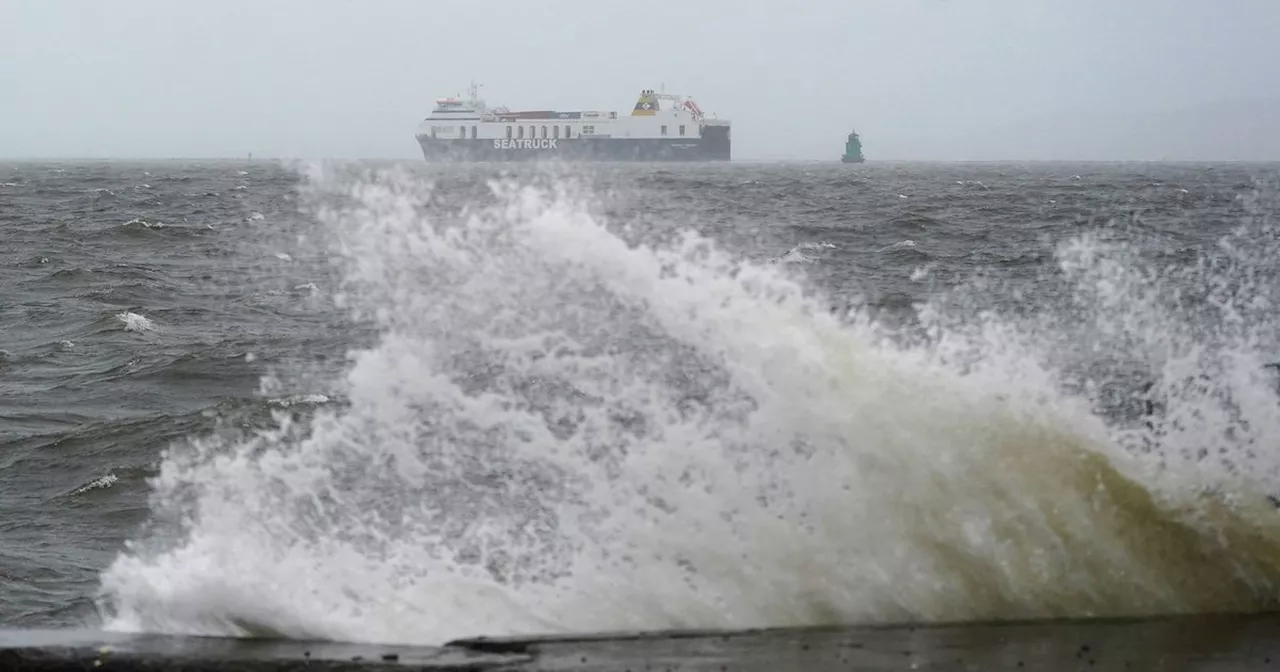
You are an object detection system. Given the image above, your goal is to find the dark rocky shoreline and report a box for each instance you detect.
[6,611,1280,670]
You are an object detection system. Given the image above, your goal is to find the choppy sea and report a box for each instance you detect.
[3,158,1280,645]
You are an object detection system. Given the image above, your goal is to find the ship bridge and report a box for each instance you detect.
[426,84,486,121]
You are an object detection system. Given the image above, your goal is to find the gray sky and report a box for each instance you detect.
[2,0,1278,161]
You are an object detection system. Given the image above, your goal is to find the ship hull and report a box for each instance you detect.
[417,127,731,162]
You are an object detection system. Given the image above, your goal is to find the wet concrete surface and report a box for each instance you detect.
[4,611,1280,670]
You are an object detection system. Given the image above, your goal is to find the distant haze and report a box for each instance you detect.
[2,0,1278,161]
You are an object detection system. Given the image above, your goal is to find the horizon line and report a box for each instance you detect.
[4,156,1280,164]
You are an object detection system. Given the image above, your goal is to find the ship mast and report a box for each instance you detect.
[465,80,487,114]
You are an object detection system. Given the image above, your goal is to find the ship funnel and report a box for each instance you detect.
[631,89,659,116]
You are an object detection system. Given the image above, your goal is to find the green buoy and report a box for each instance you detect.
[841,129,865,163]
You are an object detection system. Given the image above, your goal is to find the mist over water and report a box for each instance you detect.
[78,164,1280,645]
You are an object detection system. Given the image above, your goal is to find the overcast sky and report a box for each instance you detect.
[2,0,1278,161]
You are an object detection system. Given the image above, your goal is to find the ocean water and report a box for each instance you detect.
[4,158,1280,645]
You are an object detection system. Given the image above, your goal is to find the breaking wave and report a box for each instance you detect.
[95,166,1280,645]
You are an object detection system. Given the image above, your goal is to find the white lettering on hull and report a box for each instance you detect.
[492,138,560,150]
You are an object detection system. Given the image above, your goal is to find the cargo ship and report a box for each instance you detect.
[415,84,731,162]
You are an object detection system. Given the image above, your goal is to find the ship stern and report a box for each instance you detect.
[701,121,731,160]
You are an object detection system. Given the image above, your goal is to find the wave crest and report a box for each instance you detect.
[95,166,1280,645]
